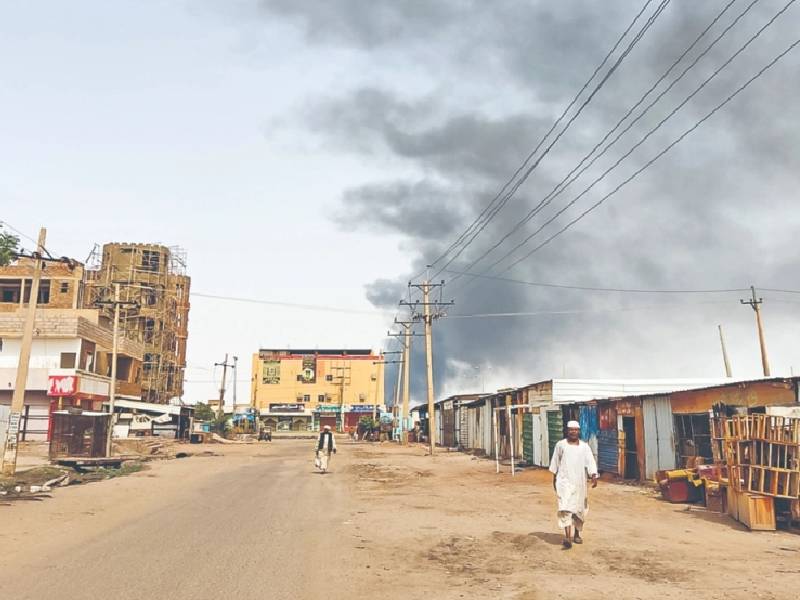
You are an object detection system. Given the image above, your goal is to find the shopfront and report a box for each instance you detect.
[314,404,342,431]
[265,404,310,431]
[345,404,377,431]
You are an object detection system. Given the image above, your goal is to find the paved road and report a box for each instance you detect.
[0,441,357,600]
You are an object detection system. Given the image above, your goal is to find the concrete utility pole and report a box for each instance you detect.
[232,355,238,411]
[388,320,421,445]
[374,350,403,440]
[95,283,139,457]
[1,228,45,476]
[718,324,733,378]
[215,354,233,418]
[402,325,411,444]
[740,286,771,377]
[403,275,453,455]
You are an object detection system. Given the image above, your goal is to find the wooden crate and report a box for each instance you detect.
[727,488,775,530]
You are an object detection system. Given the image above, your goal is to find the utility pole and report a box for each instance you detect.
[388,320,421,445]
[403,274,453,455]
[232,355,238,412]
[718,324,732,378]
[740,286,771,377]
[1,228,45,476]
[374,351,403,440]
[215,354,233,418]
[402,325,411,444]
[95,283,139,457]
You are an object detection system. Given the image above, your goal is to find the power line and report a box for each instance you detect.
[446,0,755,285]
[446,2,798,300]
[419,0,665,279]
[441,269,753,294]
[0,220,57,259]
[432,0,672,281]
[191,291,394,316]
[503,29,800,273]
[446,300,743,319]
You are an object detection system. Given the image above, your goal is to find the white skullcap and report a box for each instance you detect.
[567,420,580,429]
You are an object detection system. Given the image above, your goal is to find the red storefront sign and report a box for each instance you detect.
[47,375,77,397]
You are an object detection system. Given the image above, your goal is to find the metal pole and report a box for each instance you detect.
[1,228,46,476]
[106,283,121,457]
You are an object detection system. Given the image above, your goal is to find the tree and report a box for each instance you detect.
[0,226,20,266]
[193,402,216,422]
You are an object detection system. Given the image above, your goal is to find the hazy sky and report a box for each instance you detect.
[3,1,800,405]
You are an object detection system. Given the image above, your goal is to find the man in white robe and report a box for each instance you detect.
[548,420,598,548]
[315,425,337,473]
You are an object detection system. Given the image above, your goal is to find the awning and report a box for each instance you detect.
[103,399,189,416]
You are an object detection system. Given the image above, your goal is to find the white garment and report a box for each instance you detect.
[317,451,331,472]
[548,439,598,524]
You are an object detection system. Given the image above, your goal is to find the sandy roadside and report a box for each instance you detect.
[1,441,798,600]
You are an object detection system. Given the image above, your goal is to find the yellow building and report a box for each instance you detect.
[250,349,385,432]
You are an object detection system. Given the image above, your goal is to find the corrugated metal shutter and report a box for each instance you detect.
[458,406,468,448]
[442,409,455,447]
[547,410,562,462]
[597,429,620,474]
[642,396,676,479]
[522,414,534,465]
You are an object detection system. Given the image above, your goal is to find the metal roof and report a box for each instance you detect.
[549,378,742,404]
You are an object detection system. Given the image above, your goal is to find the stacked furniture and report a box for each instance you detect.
[715,414,800,530]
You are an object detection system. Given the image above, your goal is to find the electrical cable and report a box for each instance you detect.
[503,31,800,272]
[447,0,756,284]
[431,0,672,281]
[191,292,394,316]
[448,0,798,300]
[441,269,753,294]
[417,0,663,280]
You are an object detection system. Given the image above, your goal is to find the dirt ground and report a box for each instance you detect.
[1,440,798,599]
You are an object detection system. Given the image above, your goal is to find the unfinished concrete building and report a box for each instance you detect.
[83,243,190,404]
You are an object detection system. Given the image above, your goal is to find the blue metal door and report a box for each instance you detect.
[597,429,620,474]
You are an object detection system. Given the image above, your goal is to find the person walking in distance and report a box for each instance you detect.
[548,420,598,549]
[315,425,337,473]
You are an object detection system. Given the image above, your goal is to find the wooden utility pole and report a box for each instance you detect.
[403,275,453,455]
[215,354,233,418]
[718,324,732,378]
[1,228,46,476]
[95,283,139,457]
[402,325,411,444]
[422,282,435,454]
[740,286,771,377]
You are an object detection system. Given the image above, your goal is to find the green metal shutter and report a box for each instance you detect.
[547,410,562,462]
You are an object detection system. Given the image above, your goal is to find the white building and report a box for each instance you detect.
[0,309,144,441]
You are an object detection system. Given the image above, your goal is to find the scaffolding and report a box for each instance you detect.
[83,243,190,404]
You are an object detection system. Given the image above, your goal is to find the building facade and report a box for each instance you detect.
[0,307,144,441]
[83,243,190,404]
[250,349,384,432]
